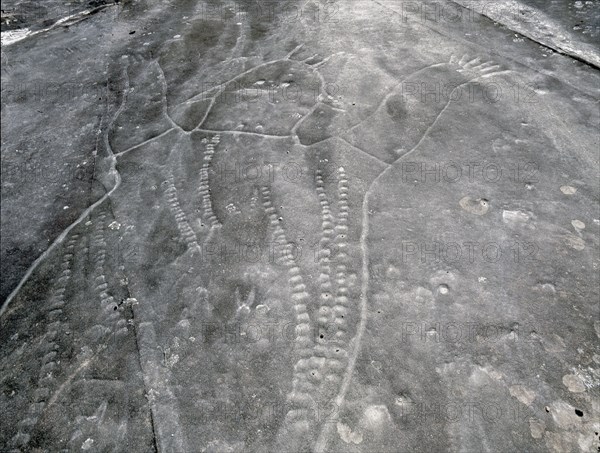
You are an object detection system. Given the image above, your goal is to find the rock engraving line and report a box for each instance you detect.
[260,185,318,433]
[10,233,80,449]
[198,134,222,246]
[1,59,131,316]
[163,176,201,251]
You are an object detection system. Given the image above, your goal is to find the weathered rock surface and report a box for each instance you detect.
[1,1,599,452]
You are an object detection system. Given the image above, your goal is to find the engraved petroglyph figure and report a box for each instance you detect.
[6,4,554,451]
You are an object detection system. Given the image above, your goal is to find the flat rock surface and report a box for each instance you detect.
[1,1,599,452]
